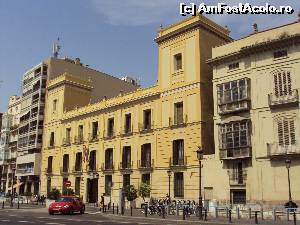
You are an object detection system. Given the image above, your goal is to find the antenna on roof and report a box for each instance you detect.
[52,37,61,58]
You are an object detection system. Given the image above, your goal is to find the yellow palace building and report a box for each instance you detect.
[40,15,231,204]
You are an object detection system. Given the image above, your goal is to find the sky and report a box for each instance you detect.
[0,0,300,112]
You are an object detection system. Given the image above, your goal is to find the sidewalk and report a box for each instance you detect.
[95,207,298,225]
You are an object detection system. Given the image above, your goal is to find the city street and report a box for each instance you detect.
[0,207,297,225]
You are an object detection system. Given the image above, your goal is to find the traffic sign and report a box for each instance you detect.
[65,180,71,187]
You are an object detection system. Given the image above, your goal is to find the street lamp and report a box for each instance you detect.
[167,170,172,199]
[196,147,204,220]
[285,159,292,208]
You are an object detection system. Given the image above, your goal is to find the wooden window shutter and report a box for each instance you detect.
[277,121,284,146]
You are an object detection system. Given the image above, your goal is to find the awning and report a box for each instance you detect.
[13,182,24,188]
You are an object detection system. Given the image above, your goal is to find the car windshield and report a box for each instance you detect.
[56,197,75,202]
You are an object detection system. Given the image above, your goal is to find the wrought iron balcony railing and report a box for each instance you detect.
[268,89,299,107]
[169,156,187,169]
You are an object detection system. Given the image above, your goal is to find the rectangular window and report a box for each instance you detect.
[47,156,53,173]
[174,53,182,71]
[141,144,151,168]
[107,118,114,137]
[273,71,292,97]
[78,125,83,142]
[122,146,131,169]
[142,173,150,185]
[49,132,55,147]
[174,102,184,124]
[143,109,151,130]
[92,122,98,139]
[125,114,132,133]
[274,50,287,59]
[63,154,69,172]
[231,190,246,204]
[66,128,71,144]
[53,99,57,111]
[105,175,112,196]
[173,139,184,165]
[123,174,130,188]
[75,177,81,195]
[75,152,82,171]
[105,149,113,170]
[228,62,239,70]
[89,150,97,171]
[174,172,184,198]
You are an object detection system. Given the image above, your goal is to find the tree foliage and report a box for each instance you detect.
[124,185,138,201]
[139,183,151,201]
[47,188,61,200]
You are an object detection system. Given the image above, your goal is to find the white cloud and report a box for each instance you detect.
[90,0,300,37]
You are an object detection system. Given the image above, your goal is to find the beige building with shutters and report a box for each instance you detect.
[207,19,300,205]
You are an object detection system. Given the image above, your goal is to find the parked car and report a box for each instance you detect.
[48,196,85,215]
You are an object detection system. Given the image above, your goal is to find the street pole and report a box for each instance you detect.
[168,174,171,198]
[199,159,203,220]
[287,166,292,206]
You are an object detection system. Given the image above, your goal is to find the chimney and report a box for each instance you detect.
[74,58,81,65]
[253,23,258,33]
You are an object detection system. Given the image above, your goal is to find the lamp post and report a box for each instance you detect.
[167,170,172,199]
[196,147,204,220]
[285,159,292,208]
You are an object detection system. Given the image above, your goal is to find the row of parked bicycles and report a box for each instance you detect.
[141,199,205,216]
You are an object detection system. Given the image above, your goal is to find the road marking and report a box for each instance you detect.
[45,223,66,225]
[86,211,102,214]
[17,221,34,223]
[0,220,9,222]
[8,214,17,216]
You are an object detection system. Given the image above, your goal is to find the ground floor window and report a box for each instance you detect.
[105,175,112,196]
[231,189,246,204]
[174,172,184,198]
[123,174,130,188]
[75,177,81,195]
[141,173,150,185]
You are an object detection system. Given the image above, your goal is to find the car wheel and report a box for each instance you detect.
[69,207,74,215]
[80,206,85,214]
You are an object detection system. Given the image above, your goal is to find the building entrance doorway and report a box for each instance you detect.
[87,178,98,203]
[230,189,246,204]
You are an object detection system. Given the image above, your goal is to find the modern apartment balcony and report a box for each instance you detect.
[169,115,188,129]
[60,167,70,176]
[88,133,99,142]
[268,89,299,108]
[72,166,83,175]
[16,153,41,176]
[220,147,251,160]
[137,159,154,172]
[169,156,187,170]
[62,138,71,147]
[228,170,247,186]
[119,161,133,173]
[101,163,115,174]
[267,142,300,158]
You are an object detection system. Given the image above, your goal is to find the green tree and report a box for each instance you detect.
[62,188,75,196]
[47,188,61,200]
[124,185,138,202]
[139,183,151,202]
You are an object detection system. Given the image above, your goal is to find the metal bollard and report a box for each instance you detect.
[255,211,258,224]
[228,209,232,223]
[226,207,229,218]
[288,210,290,221]
[204,209,207,221]
[273,209,276,221]
[162,206,165,219]
[17,201,20,209]
[130,207,133,216]
[113,203,115,214]
[249,208,252,219]
[182,207,186,220]
[215,206,218,218]
[121,205,124,215]
[145,205,148,217]
[237,207,240,219]
[176,204,179,216]
[116,204,119,215]
[2,201,4,209]
[261,208,264,220]
[293,212,296,225]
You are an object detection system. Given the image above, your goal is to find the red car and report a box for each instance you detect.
[48,196,85,215]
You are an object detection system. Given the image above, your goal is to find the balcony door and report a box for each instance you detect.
[141,144,151,167]
[75,152,82,171]
[273,70,292,97]
[105,149,113,169]
[89,150,96,171]
[63,154,69,172]
[122,146,131,168]
[173,139,184,165]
